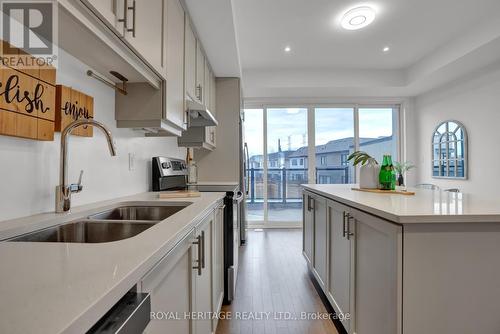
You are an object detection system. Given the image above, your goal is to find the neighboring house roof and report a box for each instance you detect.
[290,137,391,158]
[267,150,294,160]
[251,136,394,160]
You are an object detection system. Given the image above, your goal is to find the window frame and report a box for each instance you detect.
[242,102,403,227]
[431,120,468,180]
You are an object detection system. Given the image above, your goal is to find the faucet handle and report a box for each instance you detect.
[77,170,84,187]
[69,170,84,193]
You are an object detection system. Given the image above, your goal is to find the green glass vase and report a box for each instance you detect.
[379,154,396,190]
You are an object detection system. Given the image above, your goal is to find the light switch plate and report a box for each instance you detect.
[128,153,135,171]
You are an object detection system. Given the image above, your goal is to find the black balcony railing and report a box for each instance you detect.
[246,167,349,204]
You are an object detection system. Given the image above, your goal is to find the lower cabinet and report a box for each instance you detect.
[212,204,224,331]
[141,203,224,334]
[327,201,354,333]
[313,194,328,289]
[303,192,314,264]
[303,190,402,334]
[351,208,401,334]
[141,230,195,334]
[194,212,213,334]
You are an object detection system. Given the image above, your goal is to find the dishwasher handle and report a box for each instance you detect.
[88,291,151,334]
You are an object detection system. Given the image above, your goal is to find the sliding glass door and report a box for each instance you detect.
[315,108,355,184]
[244,105,400,227]
[266,108,308,223]
[244,109,264,223]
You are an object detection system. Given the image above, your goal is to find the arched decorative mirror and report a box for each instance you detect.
[432,120,468,179]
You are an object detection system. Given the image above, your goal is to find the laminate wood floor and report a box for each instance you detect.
[216,229,339,334]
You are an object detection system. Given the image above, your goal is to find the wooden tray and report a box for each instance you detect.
[158,190,201,199]
[351,188,415,195]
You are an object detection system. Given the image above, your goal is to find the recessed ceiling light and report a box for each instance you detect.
[341,6,376,30]
[383,46,390,52]
[284,46,291,53]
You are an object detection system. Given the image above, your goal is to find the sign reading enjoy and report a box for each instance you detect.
[55,85,94,137]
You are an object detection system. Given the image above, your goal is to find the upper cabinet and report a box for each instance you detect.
[81,0,123,36]
[195,41,205,104]
[84,0,167,77]
[61,0,217,137]
[210,71,216,115]
[123,0,167,78]
[185,19,197,102]
[165,0,187,130]
[204,59,210,109]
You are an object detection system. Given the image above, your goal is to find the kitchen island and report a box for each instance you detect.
[0,192,225,334]
[302,184,500,334]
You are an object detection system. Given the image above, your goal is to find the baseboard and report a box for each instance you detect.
[308,270,348,334]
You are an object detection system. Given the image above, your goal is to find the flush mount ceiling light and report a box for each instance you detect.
[284,46,291,53]
[341,6,376,30]
[383,46,390,52]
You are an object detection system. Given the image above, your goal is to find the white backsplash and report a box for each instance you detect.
[0,48,186,222]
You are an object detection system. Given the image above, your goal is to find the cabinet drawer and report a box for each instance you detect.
[141,229,195,291]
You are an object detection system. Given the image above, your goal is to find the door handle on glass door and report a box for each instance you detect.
[244,143,250,195]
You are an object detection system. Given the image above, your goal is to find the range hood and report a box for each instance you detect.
[187,100,218,127]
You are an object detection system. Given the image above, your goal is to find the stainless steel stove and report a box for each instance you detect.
[152,157,243,304]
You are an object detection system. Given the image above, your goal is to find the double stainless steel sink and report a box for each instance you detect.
[9,204,190,244]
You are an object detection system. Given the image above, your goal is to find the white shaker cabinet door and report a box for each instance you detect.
[81,0,123,35]
[165,0,187,129]
[313,194,328,289]
[303,191,314,265]
[123,0,167,77]
[327,201,354,333]
[351,208,402,334]
[195,41,205,103]
[194,214,213,334]
[141,231,195,334]
[212,204,224,330]
[184,19,197,101]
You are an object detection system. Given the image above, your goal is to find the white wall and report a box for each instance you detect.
[412,63,500,195]
[0,49,186,222]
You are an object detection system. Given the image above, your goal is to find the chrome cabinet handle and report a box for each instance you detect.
[129,0,136,37]
[183,110,189,127]
[345,213,354,240]
[200,230,205,269]
[342,212,347,237]
[192,235,202,276]
[307,195,315,212]
[196,84,203,102]
[119,0,136,37]
[117,0,128,28]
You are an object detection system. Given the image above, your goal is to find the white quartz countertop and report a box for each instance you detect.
[0,192,225,334]
[302,184,500,224]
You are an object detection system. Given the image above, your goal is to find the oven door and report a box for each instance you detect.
[230,192,244,297]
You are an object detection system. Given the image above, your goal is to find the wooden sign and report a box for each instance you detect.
[55,85,94,137]
[0,64,56,141]
[0,40,56,141]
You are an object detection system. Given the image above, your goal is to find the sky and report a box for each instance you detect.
[244,108,394,157]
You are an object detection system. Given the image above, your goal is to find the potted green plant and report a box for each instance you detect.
[394,161,415,188]
[347,151,379,189]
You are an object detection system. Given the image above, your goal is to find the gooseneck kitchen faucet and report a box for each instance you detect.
[56,119,117,213]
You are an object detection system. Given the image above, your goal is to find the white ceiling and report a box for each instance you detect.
[233,0,500,70]
[186,0,500,99]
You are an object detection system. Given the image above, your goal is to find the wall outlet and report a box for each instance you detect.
[128,153,135,171]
